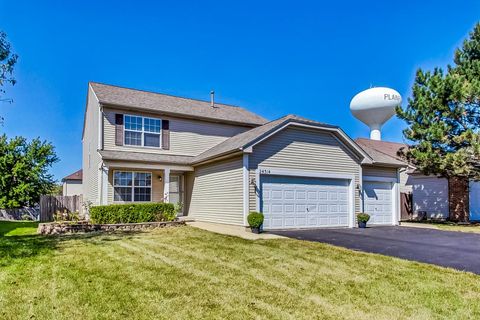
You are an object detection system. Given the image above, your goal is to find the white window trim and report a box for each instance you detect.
[113,170,153,203]
[123,114,162,149]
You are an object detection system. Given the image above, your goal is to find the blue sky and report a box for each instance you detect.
[0,1,479,181]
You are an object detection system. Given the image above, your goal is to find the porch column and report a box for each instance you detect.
[164,168,170,203]
[100,163,109,205]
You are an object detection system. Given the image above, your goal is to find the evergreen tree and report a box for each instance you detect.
[397,23,480,221]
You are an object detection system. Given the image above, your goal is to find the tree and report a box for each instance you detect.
[0,135,59,208]
[0,31,18,123]
[49,184,63,196]
[397,23,480,221]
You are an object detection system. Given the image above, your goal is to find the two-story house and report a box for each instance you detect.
[82,82,405,229]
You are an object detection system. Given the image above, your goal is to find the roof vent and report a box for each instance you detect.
[210,90,217,108]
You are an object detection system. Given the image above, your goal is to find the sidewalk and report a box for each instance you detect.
[187,221,285,240]
[399,222,441,230]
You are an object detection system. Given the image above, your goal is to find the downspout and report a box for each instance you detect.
[98,105,106,205]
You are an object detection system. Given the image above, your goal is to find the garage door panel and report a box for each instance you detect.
[285,190,294,199]
[261,175,350,229]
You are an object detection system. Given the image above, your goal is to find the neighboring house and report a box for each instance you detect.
[354,138,480,221]
[62,169,83,196]
[82,82,406,229]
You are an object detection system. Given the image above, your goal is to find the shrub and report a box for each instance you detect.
[21,214,33,221]
[357,213,370,223]
[247,211,264,228]
[89,203,176,224]
[54,210,79,222]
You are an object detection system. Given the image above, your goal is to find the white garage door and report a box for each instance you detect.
[261,175,350,229]
[363,181,393,225]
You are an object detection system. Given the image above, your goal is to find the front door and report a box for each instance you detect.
[169,175,184,215]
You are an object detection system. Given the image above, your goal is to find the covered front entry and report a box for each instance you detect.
[99,160,193,207]
[260,175,351,229]
[363,181,394,225]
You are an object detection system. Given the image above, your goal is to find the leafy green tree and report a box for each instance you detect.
[0,135,59,208]
[397,23,480,221]
[0,31,18,123]
[49,184,63,196]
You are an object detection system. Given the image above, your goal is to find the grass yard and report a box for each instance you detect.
[436,224,480,233]
[404,221,480,234]
[0,220,39,236]
[1,224,480,319]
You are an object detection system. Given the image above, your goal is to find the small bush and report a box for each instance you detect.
[54,210,80,222]
[247,212,264,228]
[357,213,370,223]
[21,214,33,221]
[89,203,176,224]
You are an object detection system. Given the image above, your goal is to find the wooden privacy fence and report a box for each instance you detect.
[400,192,413,221]
[40,195,83,222]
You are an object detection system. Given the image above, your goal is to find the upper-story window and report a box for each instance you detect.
[124,115,161,148]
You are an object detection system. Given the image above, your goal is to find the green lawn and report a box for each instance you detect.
[1,224,480,319]
[0,220,39,236]
[404,221,480,234]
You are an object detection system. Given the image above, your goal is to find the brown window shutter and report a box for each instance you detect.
[162,120,170,150]
[115,114,124,146]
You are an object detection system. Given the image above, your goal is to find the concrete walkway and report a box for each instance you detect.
[187,221,285,240]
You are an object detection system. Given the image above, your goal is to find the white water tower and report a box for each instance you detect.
[350,87,402,141]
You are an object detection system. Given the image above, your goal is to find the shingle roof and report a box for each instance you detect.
[99,150,194,166]
[355,138,408,167]
[192,115,343,164]
[90,82,267,127]
[62,169,82,181]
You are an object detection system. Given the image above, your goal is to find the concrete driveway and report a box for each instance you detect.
[271,226,480,274]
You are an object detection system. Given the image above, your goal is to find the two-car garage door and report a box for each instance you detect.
[261,175,350,229]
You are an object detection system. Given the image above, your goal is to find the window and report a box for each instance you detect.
[124,115,161,147]
[113,171,152,202]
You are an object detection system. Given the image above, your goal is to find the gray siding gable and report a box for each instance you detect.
[248,127,362,213]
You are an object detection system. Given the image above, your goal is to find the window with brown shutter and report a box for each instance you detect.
[162,120,170,150]
[115,114,124,146]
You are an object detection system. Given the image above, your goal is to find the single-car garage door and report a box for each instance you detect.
[261,175,350,229]
[363,181,393,225]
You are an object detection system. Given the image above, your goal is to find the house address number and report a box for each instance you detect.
[259,169,271,174]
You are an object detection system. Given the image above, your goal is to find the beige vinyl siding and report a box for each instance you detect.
[184,172,195,215]
[400,170,413,193]
[63,180,83,196]
[103,108,250,156]
[248,127,362,213]
[362,166,398,179]
[82,85,102,205]
[107,169,164,204]
[189,156,244,225]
